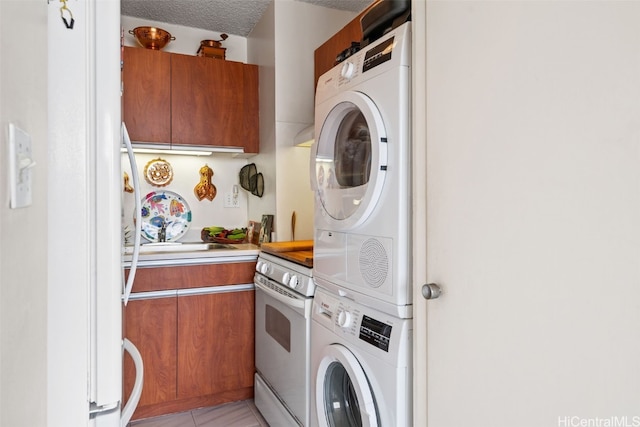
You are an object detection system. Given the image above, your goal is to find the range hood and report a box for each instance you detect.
[294,125,315,147]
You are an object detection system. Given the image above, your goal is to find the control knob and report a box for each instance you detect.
[337,310,352,328]
[255,261,262,272]
[260,262,270,275]
[282,272,291,284]
[340,61,355,80]
[288,275,299,289]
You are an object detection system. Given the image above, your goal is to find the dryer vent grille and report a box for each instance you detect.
[359,238,389,288]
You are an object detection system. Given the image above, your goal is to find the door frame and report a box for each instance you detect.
[411,1,428,426]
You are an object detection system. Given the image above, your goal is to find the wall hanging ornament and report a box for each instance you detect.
[239,163,264,198]
[123,172,134,193]
[144,158,173,187]
[194,164,217,201]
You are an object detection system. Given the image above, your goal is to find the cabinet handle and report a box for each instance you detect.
[128,284,255,300]
[177,283,254,296]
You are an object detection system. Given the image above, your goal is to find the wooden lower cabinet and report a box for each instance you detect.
[177,291,255,399]
[123,297,178,408]
[123,262,256,420]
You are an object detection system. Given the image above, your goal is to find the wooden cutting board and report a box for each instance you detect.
[274,250,313,268]
[260,240,313,254]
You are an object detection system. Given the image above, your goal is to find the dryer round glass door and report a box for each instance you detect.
[312,91,388,230]
[315,344,379,427]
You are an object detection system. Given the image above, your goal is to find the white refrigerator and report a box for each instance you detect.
[47,0,144,425]
[90,3,145,425]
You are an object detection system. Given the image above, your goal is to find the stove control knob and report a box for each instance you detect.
[288,275,299,289]
[282,272,291,284]
[341,61,355,80]
[337,310,352,328]
[255,261,262,272]
[260,262,270,275]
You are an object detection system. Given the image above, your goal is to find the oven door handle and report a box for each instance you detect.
[254,280,306,310]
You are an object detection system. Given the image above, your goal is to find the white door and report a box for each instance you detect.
[418,2,640,426]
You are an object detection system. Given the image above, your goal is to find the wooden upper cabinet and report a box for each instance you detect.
[171,54,244,148]
[242,64,260,154]
[122,47,172,143]
[314,18,363,88]
[122,47,259,154]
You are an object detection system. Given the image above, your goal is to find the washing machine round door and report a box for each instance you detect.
[315,344,379,427]
[312,91,387,230]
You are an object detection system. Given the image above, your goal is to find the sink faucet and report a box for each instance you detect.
[158,221,167,243]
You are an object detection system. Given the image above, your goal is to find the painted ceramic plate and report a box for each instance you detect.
[138,190,192,242]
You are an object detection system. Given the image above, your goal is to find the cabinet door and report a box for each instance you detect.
[171,54,246,148]
[242,64,259,154]
[122,47,171,143]
[123,297,177,408]
[176,290,255,399]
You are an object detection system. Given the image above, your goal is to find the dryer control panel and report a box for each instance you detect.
[315,22,410,102]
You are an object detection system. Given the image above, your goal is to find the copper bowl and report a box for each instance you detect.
[129,27,175,50]
[199,34,228,49]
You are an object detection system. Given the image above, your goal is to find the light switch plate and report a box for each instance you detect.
[8,124,34,209]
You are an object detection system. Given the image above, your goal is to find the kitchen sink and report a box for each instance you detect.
[124,242,237,254]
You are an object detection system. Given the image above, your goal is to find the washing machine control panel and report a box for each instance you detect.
[335,303,392,352]
[315,290,393,353]
[359,315,392,352]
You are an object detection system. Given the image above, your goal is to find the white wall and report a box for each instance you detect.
[121,153,250,242]
[122,15,248,61]
[0,1,49,426]
[249,0,356,241]
[246,1,278,236]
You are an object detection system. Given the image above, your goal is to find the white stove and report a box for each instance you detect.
[254,250,315,427]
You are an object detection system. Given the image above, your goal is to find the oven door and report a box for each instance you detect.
[254,274,312,425]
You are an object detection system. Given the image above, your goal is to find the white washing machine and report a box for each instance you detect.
[311,22,412,318]
[310,287,412,427]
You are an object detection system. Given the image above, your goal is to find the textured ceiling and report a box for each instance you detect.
[121,0,372,37]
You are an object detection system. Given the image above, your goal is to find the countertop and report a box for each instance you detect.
[123,243,260,267]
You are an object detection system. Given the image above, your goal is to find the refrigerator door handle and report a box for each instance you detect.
[122,123,142,306]
[89,401,119,418]
[121,338,144,426]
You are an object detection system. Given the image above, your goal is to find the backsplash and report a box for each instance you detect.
[122,152,250,244]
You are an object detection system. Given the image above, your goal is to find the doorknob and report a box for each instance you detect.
[422,283,441,300]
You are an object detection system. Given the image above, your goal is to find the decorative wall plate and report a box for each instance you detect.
[144,158,174,187]
[138,190,192,242]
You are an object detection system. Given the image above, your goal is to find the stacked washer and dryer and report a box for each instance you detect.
[309,16,413,427]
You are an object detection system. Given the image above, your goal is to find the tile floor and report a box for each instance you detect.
[128,400,269,427]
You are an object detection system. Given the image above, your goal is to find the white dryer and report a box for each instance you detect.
[310,288,412,427]
[311,22,412,318]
